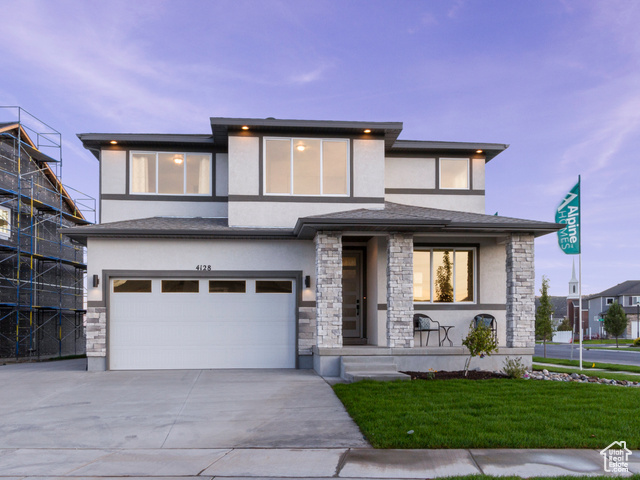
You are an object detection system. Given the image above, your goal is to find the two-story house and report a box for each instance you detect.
[586,281,640,339]
[64,117,561,377]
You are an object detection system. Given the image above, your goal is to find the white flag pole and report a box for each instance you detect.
[578,175,582,371]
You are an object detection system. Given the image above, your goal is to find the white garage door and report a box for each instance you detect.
[109,278,296,370]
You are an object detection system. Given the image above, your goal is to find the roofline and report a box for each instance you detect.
[388,140,509,162]
[76,133,216,160]
[210,117,404,148]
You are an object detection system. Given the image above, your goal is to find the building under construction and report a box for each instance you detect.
[0,107,95,360]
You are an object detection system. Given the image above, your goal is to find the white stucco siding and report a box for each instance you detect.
[228,201,383,228]
[228,136,259,196]
[87,238,315,303]
[385,157,436,189]
[100,200,227,223]
[353,139,385,198]
[479,240,507,304]
[384,193,485,213]
[472,158,485,190]
[215,153,229,196]
[101,150,126,194]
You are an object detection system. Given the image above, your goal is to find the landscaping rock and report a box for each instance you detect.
[528,370,640,387]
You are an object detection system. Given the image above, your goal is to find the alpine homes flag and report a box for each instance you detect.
[555,177,580,255]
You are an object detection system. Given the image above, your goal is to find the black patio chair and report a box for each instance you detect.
[473,313,497,343]
[413,313,441,347]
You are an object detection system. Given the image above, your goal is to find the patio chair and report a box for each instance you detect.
[473,313,497,343]
[413,314,441,347]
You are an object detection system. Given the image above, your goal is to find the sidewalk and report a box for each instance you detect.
[0,447,637,478]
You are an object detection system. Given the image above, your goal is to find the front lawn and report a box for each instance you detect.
[532,365,640,383]
[333,379,640,449]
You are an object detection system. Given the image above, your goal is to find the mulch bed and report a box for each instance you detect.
[402,370,509,380]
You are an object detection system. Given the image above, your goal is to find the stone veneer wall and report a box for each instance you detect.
[86,306,106,357]
[386,233,414,348]
[298,306,316,355]
[506,234,535,348]
[315,232,343,348]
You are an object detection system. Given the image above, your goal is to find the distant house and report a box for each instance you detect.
[586,281,640,339]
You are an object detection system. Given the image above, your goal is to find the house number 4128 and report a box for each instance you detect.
[195,265,212,271]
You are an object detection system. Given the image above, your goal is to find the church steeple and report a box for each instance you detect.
[568,259,579,299]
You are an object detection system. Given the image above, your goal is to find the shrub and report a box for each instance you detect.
[502,356,527,379]
[462,322,498,376]
[633,338,640,347]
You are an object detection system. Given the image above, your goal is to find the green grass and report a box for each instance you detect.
[441,478,638,480]
[532,364,640,382]
[586,346,640,351]
[533,356,640,373]
[333,379,640,449]
[581,339,634,344]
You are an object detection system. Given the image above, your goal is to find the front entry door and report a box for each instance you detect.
[342,251,365,343]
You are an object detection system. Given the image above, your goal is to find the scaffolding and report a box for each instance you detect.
[0,107,95,360]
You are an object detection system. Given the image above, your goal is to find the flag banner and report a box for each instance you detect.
[556,179,580,255]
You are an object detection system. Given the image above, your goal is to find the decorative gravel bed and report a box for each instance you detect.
[528,369,640,386]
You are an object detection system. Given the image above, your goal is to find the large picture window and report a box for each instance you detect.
[413,248,475,303]
[439,158,469,189]
[264,138,349,196]
[130,151,211,195]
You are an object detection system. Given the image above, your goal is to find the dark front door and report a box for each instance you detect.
[342,250,365,343]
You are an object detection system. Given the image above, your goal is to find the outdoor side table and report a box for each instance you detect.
[440,326,454,346]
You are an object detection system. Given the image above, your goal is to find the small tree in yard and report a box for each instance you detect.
[535,276,554,358]
[462,322,497,376]
[604,302,628,348]
[557,317,572,331]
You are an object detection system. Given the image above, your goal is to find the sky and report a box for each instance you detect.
[1,0,639,297]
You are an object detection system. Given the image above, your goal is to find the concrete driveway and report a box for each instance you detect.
[0,359,368,449]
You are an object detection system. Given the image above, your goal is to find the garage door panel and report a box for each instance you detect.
[109,277,296,370]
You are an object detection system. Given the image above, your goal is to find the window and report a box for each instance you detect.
[113,279,152,293]
[256,280,293,293]
[0,206,10,239]
[606,298,614,305]
[162,280,199,293]
[130,151,211,195]
[631,296,640,305]
[440,158,469,189]
[264,138,348,196]
[209,280,246,293]
[413,248,475,303]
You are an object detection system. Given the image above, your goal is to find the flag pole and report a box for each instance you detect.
[578,175,582,370]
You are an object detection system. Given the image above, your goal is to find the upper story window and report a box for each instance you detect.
[605,297,614,305]
[264,138,349,196]
[130,151,211,195]
[413,247,475,303]
[629,296,640,305]
[439,158,469,189]
[0,206,10,239]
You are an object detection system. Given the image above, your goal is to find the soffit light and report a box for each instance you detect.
[476,149,483,154]
[110,140,118,145]
[174,155,184,165]
[296,144,306,152]
[241,125,249,130]
[364,129,371,134]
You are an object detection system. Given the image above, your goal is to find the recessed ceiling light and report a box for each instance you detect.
[110,140,118,145]
[296,145,306,152]
[476,149,483,154]
[241,125,249,130]
[364,129,371,134]
[174,156,184,165]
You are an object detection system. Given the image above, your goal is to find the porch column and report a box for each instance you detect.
[315,232,343,348]
[386,233,414,348]
[506,233,535,347]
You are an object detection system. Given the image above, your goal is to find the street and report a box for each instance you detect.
[534,343,640,367]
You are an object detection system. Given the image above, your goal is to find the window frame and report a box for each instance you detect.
[413,247,477,304]
[605,297,615,305]
[129,150,213,196]
[263,137,350,197]
[439,157,470,190]
[0,206,11,239]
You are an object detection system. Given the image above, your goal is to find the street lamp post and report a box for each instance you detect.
[636,300,639,340]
